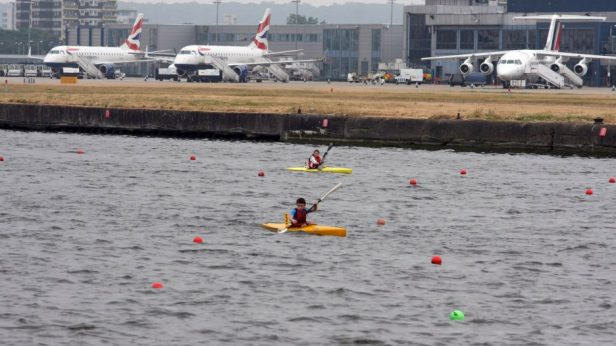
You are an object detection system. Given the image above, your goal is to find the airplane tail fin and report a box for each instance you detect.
[249,8,271,51]
[551,22,563,51]
[120,13,144,51]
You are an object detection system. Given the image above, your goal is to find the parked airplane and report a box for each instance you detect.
[422,14,616,88]
[43,14,151,79]
[173,8,318,82]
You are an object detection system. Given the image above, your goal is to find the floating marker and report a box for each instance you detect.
[258,170,265,177]
[376,218,386,226]
[0,156,4,162]
[450,310,465,321]
[76,149,85,154]
[460,169,467,175]
[409,178,417,186]
[193,236,203,244]
[151,282,164,289]
[586,188,593,195]
[610,177,615,184]
[431,255,442,265]
[190,155,196,161]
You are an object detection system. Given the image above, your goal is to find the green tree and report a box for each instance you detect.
[287,14,319,25]
[0,29,60,55]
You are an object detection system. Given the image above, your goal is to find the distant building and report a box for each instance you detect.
[223,14,236,25]
[404,0,616,86]
[65,23,404,80]
[15,0,117,39]
[116,9,138,25]
[1,2,16,31]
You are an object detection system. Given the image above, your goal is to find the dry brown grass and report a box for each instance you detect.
[2,81,616,123]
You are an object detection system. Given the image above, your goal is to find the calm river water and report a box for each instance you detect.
[1,129,615,345]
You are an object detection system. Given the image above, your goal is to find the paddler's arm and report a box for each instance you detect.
[307,204,318,213]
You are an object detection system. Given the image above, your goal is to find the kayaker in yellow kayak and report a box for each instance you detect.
[306,149,322,169]
[290,198,318,227]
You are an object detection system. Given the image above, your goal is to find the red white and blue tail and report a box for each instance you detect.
[120,13,144,51]
[249,8,271,51]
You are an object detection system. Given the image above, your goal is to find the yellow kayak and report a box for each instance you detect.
[286,166,352,174]
[261,223,347,237]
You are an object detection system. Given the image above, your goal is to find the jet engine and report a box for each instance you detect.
[550,57,565,74]
[459,58,474,76]
[233,65,249,83]
[479,57,494,75]
[99,64,116,79]
[574,58,589,77]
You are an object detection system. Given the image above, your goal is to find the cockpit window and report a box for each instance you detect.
[50,50,60,54]
[515,60,522,65]
[179,50,192,55]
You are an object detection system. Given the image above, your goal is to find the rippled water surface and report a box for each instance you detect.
[1,129,615,345]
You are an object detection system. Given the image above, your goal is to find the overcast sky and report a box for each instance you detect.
[0,0,425,6]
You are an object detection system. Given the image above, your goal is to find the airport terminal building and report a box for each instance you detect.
[404,0,616,86]
[65,23,403,80]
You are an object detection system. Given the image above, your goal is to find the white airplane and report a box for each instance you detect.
[43,14,151,79]
[422,14,616,88]
[173,8,318,82]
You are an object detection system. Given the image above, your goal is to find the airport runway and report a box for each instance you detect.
[7,76,616,96]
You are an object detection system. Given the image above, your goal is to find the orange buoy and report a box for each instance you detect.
[460,169,467,175]
[409,178,417,186]
[377,218,386,226]
[193,236,203,244]
[151,282,164,289]
[431,255,442,265]
[609,177,615,184]
[585,188,593,195]
[76,149,85,154]
[190,155,196,161]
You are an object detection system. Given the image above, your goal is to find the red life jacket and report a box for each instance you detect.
[293,208,307,224]
[308,155,322,169]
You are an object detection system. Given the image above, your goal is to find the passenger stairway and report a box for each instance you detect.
[68,54,103,79]
[530,63,564,88]
[557,65,583,88]
[267,64,290,82]
[204,55,239,82]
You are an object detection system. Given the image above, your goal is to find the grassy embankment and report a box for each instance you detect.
[1,82,615,123]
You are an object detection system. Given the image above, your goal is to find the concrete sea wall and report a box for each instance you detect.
[1,103,615,155]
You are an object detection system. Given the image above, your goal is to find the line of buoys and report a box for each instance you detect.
[431,255,442,265]
[376,218,386,225]
[76,149,85,154]
[409,178,417,186]
[610,177,615,184]
[151,282,164,289]
[190,154,196,161]
[258,170,265,177]
[193,236,204,244]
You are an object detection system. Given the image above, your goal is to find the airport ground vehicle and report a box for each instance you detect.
[449,72,487,87]
[155,66,179,81]
[395,68,423,85]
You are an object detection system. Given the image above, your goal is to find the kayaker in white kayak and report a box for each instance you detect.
[290,198,318,227]
[306,150,322,169]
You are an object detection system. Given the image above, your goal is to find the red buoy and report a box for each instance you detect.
[0,156,4,162]
[190,155,196,161]
[76,149,85,154]
[193,236,203,244]
[409,178,417,186]
[151,282,164,289]
[431,256,442,265]
[586,188,593,195]
[609,177,615,184]
[377,218,386,225]
[258,170,265,177]
[460,169,467,175]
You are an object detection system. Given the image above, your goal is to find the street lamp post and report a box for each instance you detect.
[291,0,301,50]
[213,0,221,43]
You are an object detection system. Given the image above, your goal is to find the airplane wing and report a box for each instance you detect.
[421,51,511,61]
[228,58,322,67]
[95,59,159,65]
[0,54,45,61]
[536,51,616,63]
[263,49,304,57]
